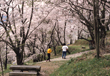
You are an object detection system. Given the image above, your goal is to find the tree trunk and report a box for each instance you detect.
[4,43,7,69]
[16,46,24,65]
[64,21,66,44]
[106,26,109,31]
[70,39,72,44]
[16,52,23,65]
[1,59,4,76]
[33,34,36,54]
[93,0,100,58]
[0,48,4,76]
[43,51,46,60]
[53,46,56,56]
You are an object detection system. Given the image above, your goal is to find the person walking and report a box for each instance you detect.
[62,43,68,59]
[46,46,52,62]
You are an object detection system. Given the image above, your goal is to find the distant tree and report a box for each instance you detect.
[69,0,110,57]
[64,20,67,44]
[50,22,57,55]
[93,0,100,58]
[35,22,57,57]
[55,20,63,45]
[36,28,47,60]
[0,0,34,65]
[0,43,4,76]
[4,43,8,69]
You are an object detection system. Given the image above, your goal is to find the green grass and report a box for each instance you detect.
[1,39,91,75]
[24,59,36,65]
[50,55,110,76]
[69,45,90,54]
[0,64,11,76]
[51,44,90,59]
[74,39,89,45]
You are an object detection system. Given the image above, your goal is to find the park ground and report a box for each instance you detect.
[4,50,93,76]
[35,50,94,76]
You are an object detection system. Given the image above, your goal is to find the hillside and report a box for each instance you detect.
[0,0,110,76]
[50,54,110,76]
[2,33,110,76]
[0,0,87,65]
[49,31,110,76]
[37,51,93,76]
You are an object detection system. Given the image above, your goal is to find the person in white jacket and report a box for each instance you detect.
[62,43,68,59]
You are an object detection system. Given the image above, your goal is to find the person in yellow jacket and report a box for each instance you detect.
[46,46,52,62]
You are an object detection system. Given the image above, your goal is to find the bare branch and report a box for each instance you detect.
[28,6,55,37]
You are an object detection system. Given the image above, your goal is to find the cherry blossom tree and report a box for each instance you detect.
[0,0,34,65]
[69,0,110,57]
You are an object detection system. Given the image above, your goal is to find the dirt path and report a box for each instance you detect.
[4,50,93,76]
[36,50,94,76]
[40,50,93,62]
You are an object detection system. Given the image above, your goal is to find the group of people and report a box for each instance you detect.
[46,43,68,62]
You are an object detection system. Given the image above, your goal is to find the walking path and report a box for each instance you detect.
[4,50,94,76]
[39,50,94,63]
[36,50,94,76]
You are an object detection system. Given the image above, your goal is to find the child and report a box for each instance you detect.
[62,43,68,59]
[46,46,52,62]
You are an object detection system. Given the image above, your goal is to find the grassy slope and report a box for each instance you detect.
[50,53,110,76]
[1,39,91,76]
[50,31,110,76]
[51,39,90,59]
[2,40,90,76]
[0,64,11,76]
[3,32,110,76]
